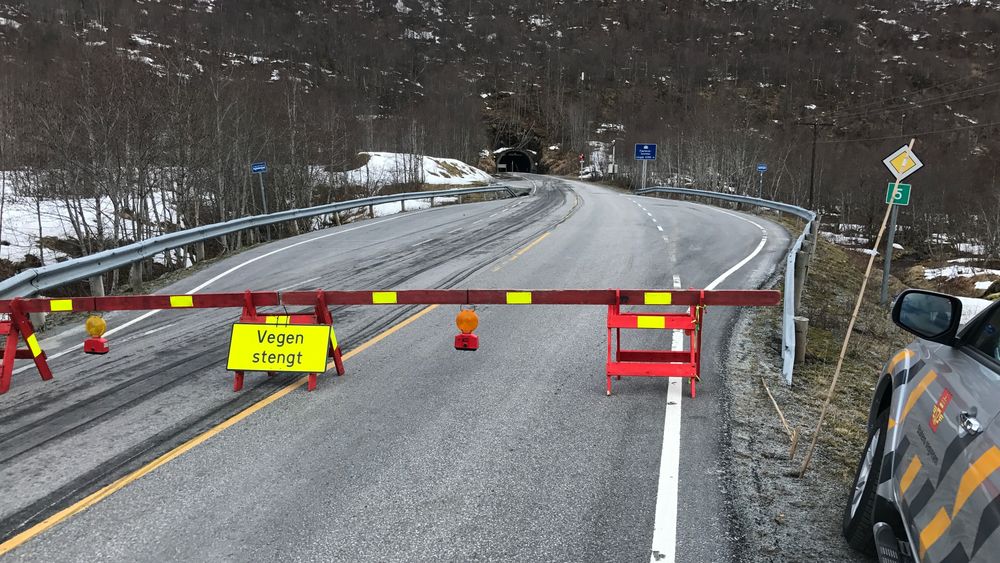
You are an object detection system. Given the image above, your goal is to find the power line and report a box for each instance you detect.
[820,65,1000,119]
[826,81,1000,122]
[818,120,1000,145]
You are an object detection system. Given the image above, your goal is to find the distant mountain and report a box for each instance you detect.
[1,0,998,242]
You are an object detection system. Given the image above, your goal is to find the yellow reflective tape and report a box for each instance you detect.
[899,455,922,496]
[919,508,952,559]
[644,292,672,305]
[637,316,666,329]
[265,316,290,324]
[952,446,1000,518]
[888,418,896,430]
[330,328,339,350]
[49,299,73,312]
[372,291,397,304]
[169,295,194,308]
[506,292,532,304]
[26,334,41,357]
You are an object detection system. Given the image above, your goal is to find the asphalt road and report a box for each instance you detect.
[0,175,790,562]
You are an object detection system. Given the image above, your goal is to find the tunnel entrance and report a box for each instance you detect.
[496,150,535,173]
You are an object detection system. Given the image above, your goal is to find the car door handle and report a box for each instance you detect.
[960,411,983,436]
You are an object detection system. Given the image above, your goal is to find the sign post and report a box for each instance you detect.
[800,140,923,477]
[634,144,657,191]
[251,161,270,240]
[880,183,911,306]
[756,163,768,198]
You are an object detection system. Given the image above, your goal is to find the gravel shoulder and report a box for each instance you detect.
[722,222,911,562]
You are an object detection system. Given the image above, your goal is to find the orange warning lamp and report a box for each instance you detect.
[454,308,479,351]
[83,315,109,354]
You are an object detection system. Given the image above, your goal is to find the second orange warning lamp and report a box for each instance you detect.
[454,307,479,351]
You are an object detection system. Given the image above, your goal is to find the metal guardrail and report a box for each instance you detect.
[636,187,816,385]
[0,185,520,300]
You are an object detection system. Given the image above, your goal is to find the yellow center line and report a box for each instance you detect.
[515,231,550,256]
[0,304,441,556]
[492,231,551,272]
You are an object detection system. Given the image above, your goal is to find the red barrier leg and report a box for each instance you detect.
[10,304,53,382]
[233,371,244,392]
[606,306,614,396]
[0,325,16,394]
[307,373,317,392]
[315,290,345,376]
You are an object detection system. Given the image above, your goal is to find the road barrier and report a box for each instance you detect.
[0,288,778,397]
[606,290,703,397]
[635,187,817,385]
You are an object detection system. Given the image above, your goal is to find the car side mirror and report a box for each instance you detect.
[892,289,962,346]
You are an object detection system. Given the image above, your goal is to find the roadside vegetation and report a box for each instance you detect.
[725,210,995,561]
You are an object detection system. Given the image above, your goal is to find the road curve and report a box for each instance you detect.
[0,176,790,562]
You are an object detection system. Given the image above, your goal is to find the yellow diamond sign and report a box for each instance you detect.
[882,145,923,181]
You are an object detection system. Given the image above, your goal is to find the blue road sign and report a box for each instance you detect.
[251,161,268,174]
[634,144,657,161]
[757,163,768,172]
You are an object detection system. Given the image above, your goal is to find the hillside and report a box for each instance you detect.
[1,0,999,270]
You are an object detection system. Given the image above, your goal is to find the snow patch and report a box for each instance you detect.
[330,152,492,188]
[925,265,1000,280]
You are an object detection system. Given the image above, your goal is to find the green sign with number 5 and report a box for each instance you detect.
[885,183,911,206]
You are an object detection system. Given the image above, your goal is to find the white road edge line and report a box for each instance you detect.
[13,212,422,374]
[649,208,770,563]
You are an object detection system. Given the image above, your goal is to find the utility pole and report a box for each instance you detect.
[796,121,834,209]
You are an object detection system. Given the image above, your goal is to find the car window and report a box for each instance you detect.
[966,306,1000,364]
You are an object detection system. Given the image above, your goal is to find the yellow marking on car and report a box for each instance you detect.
[899,456,922,496]
[952,446,1000,518]
[887,348,915,375]
[0,304,440,557]
[919,508,952,558]
[888,418,896,430]
[898,370,938,426]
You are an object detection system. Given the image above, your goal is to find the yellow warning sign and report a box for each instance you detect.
[882,145,923,181]
[226,323,331,373]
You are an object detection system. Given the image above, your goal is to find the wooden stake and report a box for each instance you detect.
[798,139,915,477]
[761,376,799,460]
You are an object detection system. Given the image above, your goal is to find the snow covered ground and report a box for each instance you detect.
[0,176,175,265]
[321,152,492,188]
[0,153,491,266]
[924,264,1000,280]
